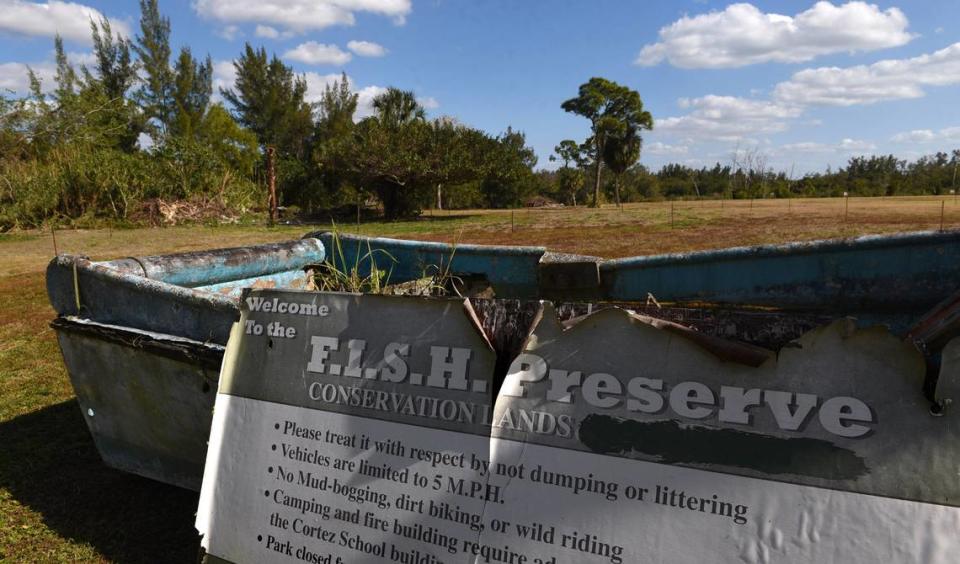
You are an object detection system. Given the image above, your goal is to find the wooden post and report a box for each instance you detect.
[941,200,946,232]
[266,146,277,226]
[670,201,675,228]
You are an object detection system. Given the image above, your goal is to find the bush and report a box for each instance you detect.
[0,139,259,230]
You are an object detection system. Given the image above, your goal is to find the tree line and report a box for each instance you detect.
[537,150,960,206]
[1,0,957,230]
[0,0,543,228]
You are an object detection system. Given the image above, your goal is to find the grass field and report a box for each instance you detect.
[1,195,959,562]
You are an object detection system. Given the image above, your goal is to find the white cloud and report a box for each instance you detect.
[347,40,387,57]
[0,1,130,45]
[659,41,960,146]
[355,85,388,119]
[217,25,241,40]
[774,42,960,106]
[0,62,44,93]
[254,25,293,39]
[254,25,278,38]
[66,50,95,67]
[636,1,913,69]
[0,53,90,94]
[284,41,352,66]
[891,126,960,143]
[210,59,237,103]
[778,138,875,154]
[193,0,411,34]
[891,129,935,143]
[416,96,439,110]
[780,141,831,153]
[646,141,689,156]
[657,95,802,141]
[838,138,876,151]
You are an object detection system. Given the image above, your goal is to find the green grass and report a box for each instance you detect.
[2,197,960,561]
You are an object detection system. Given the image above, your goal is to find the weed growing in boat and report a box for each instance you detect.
[313,225,397,294]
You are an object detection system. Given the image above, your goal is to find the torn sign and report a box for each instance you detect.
[197,290,960,563]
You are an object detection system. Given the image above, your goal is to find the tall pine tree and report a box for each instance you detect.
[170,47,213,138]
[221,43,312,158]
[133,0,173,134]
[90,17,136,102]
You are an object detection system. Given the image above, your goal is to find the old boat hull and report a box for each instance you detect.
[53,318,222,490]
[47,230,960,489]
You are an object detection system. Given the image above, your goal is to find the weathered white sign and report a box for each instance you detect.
[196,290,960,563]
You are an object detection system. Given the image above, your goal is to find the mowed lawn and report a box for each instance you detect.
[1,195,958,562]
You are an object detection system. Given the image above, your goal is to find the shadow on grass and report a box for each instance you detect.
[0,400,200,563]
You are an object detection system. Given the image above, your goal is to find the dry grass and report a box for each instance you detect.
[401,196,960,257]
[0,195,958,561]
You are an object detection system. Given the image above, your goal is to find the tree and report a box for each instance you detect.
[316,72,358,139]
[554,139,584,168]
[170,47,213,138]
[221,44,312,158]
[89,17,136,102]
[339,90,505,219]
[311,73,359,209]
[52,36,78,107]
[345,90,430,218]
[83,17,143,151]
[480,127,538,208]
[561,77,653,207]
[372,88,425,128]
[429,118,491,209]
[200,103,259,175]
[730,146,769,199]
[0,91,35,162]
[602,124,642,207]
[347,119,430,219]
[222,43,312,216]
[133,0,174,133]
[550,139,587,205]
[24,38,136,153]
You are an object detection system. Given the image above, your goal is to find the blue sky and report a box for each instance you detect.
[1,0,959,174]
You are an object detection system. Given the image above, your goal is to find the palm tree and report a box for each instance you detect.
[603,125,642,207]
[372,88,425,128]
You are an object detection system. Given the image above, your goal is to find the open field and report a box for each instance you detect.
[2,195,960,562]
